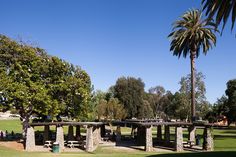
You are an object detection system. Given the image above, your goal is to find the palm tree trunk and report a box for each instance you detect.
[190,51,196,122]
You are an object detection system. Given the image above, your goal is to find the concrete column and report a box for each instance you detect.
[67,125,74,141]
[164,125,170,145]
[86,125,94,152]
[76,125,81,139]
[203,127,214,151]
[116,126,121,142]
[175,126,183,152]
[157,125,162,143]
[43,125,50,143]
[56,126,64,151]
[137,126,146,146]
[188,126,196,143]
[145,126,153,152]
[25,126,35,151]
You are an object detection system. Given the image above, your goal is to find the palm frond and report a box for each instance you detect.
[168,9,217,58]
[202,0,236,31]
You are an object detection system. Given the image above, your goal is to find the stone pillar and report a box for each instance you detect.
[25,126,35,151]
[56,126,64,151]
[203,127,214,151]
[76,125,81,139]
[175,126,183,152]
[145,126,153,152]
[137,126,146,146]
[164,125,170,145]
[93,126,100,147]
[43,125,50,143]
[188,126,196,142]
[97,126,101,142]
[157,125,162,143]
[101,124,106,137]
[86,125,94,152]
[67,125,74,141]
[116,126,121,142]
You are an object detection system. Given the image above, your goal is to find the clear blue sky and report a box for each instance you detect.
[1,0,236,104]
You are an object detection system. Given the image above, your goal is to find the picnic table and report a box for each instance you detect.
[67,141,80,148]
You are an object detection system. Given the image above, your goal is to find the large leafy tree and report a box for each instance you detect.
[0,35,92,138]
[168,9,217,121]
[113,77,153,119]
[202,0,236,32]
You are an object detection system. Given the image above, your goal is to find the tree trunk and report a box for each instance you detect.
[190,51,196,122]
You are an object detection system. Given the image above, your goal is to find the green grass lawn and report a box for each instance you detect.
[0,119,236,157]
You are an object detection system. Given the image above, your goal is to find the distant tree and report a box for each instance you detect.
[95,98,127,120]
[206,95,229,123]
[169,9,217,121]
[113,77,149,119]
[172,92,191,121]
[202,0,236,32]
[225,79,236,124]
[178,72,210,120]
[147,86,166,117]
[96,99,107,120]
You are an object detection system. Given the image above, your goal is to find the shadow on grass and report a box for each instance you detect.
[214,135,236,140]
[147,151,236,157]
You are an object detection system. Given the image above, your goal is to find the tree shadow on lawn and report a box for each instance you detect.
[147,151,236,157]
[214,135,236,140]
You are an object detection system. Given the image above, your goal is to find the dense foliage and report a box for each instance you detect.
[113,77,153,119]
[0,35,92,137]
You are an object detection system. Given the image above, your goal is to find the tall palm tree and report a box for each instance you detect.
[168,9,217,122]
[202,0,236,31]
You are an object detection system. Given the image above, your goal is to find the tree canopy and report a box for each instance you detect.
[0,35,92,136]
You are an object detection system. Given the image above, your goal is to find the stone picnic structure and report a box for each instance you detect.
[25,120,215,153]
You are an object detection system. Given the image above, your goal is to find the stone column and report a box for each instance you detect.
[175,126,183,152]
[188,126,196,142]
[56,126,64,151]
[97,126,101,142]
[25,126,35,151]
[93,126,100,148]
[86,125,94,152]
[116,125,121,142]
[43,125,50,143]
[203,127,214,151]
[137,126,146,146]
[164,125,170,145]
[76,125,81,139]
[67,125,74,141]
[157,125,162,143]
[145,126,153,152]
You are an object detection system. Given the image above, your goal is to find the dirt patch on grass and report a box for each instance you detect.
[0,141,24,151]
